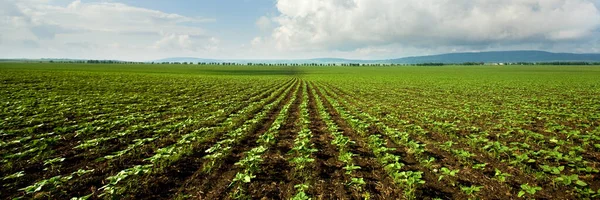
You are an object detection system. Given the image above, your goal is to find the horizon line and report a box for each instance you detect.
[2,50,600,62]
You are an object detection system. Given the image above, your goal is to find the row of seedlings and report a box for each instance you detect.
[9,80,292,199]
[321,83,497,198]
[98,80,293,162]
[201,80,297,173]
[228,82,300,199]
[323,83,592,199]
[310,84,367,197]
[1,79,282,193]
[314,84,426,200]
[92,79,297,198]
[288,82,318,200]
[76,79,287,156]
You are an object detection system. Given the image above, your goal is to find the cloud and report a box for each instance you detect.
[152,33,220,52]
[272,0,600,52]
[251,37,263,46]
[0,1,22,16]
[20,1,213,35]
[0,0,216,60]
[2,0,600,60]
[30,24,76,39]
[256,16,273,32]
[65,42,97,50]
[152,33,194,51]
[21,40,40,48]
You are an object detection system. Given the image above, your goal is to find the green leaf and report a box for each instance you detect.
[518,191,525,197]
[34,184,44,193]
[575,180,587,187]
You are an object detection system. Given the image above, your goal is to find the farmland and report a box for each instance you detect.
[1,63,600,199]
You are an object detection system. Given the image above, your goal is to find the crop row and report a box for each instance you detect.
[94,79,297,199]
[318,80,600,199]
[2,77,294,199]
[227,80,301,199]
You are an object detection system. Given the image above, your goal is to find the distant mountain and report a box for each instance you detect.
[3,51,600,64]
[152,57,364,64]
[385,51,600,64]
[154,51,600,64]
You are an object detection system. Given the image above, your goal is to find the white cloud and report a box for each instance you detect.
[20,1,212,36]
[2,0,600,60]
[272,0,600,52]
[152,33,194,51]
[0,0,216,60]
[67,0,81,9]
[209,37,220,45]
[251,37,263,46]
[256,16,273,32]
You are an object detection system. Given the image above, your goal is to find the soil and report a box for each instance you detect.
[3,79,594,200]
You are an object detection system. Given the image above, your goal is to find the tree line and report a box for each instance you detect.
[38,60,600,66]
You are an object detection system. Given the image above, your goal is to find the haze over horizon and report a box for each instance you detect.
[2,0,600,61]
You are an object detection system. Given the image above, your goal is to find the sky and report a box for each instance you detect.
[1,0,600,61]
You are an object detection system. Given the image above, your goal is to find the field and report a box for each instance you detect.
[1,63,600,199]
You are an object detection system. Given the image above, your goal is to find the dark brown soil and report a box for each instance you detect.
[321,81,581,200]
[1,79,296,200]
[245,80,305,199]
[305,82,351,199]
[311,82,404,199]
[4,78,593,200]
[0,80,293,200]
[169,79,301,199]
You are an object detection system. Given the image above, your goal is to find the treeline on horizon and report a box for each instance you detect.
[6,59,600,66]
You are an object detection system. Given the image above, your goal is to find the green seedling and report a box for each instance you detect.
[70,194,92,200]
[343,164,361,175]
[494,169,511,183]
[540,165,564,175]
[460,185,482,199]
[439,167,459,178]
[554,174,587,187]
[509,153,535,166]
[231,172,255,185]
[574,187,599,199]
[257,133,276,145]
[339,151,357,164]
[452,149,473,161]
[292,191,310,200]
[72,169,94,176]
[391,171,425,200]
[438,167,459,185]
[384,162,404,173]
[20,175,73,194]
[421,157,436,168]
[292,183,311,200]
[3,171,25,180]
[518,183,541,198]
[472,163,487,170]
[349,177,366,188]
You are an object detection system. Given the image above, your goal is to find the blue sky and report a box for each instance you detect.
[109,0,278,45]
[1,0,600,61]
